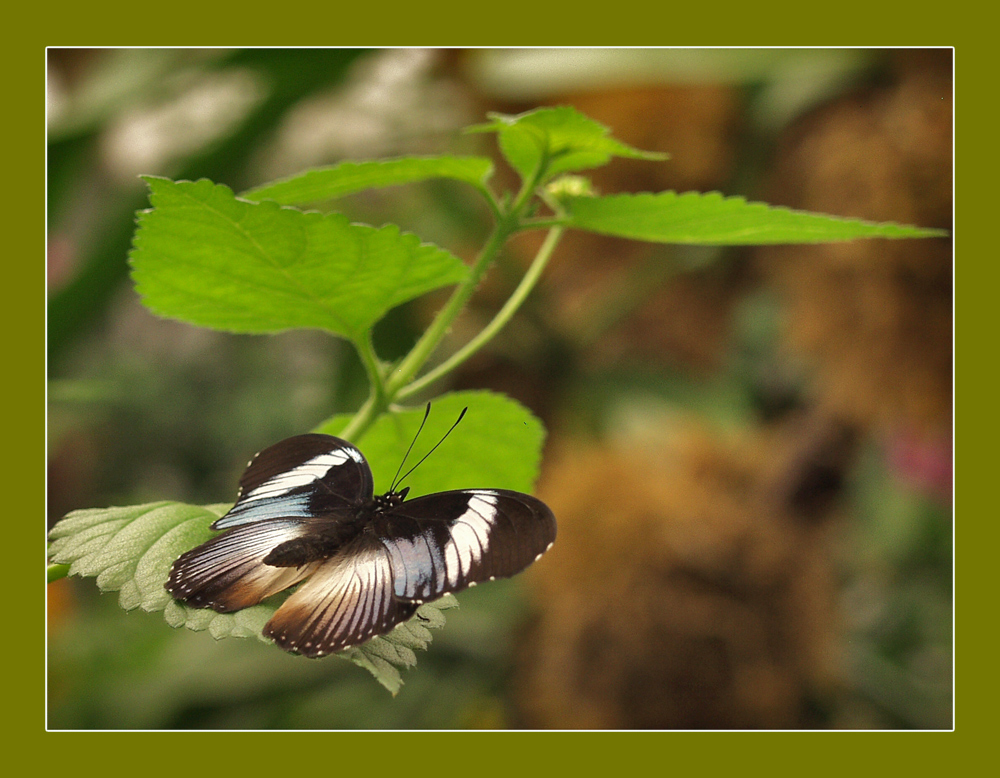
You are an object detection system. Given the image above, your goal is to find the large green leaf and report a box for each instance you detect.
[240,155,494,205]
[48,500,457,694]
[469,106,666,183]
[129,177,469,342]
[314,390,547,498]
[49,501,225,615]
[563,191,948,244]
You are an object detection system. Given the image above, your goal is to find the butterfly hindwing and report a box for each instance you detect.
[213,434,373,530]
[376,489,557,603]
[263,535,419,657]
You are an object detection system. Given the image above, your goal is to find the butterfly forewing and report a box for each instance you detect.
[213,434,373,530]
[377,489,557,603]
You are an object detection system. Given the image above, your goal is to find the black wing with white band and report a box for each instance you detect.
[259,489,556,657]
[213,434,373,530]
[376,489,557,604]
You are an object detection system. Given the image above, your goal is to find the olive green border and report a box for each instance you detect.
[24,2,976,773]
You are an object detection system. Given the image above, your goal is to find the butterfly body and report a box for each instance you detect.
[261,487,410,567]
[166,432,555,657]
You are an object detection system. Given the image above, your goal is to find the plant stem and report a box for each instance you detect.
[356,332,386,398]
[383,159,549,400]
[384,221,513,398]
[338,218,519,441]
[337,393,377,441]
[48,563,69,584]
[337,334,387,441]
[397,224,565,401]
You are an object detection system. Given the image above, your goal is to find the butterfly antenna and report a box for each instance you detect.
[394,406,468,490]
[390,403,432,492]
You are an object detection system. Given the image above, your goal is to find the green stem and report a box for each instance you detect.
[48,563,70,584]
[356,332,386,396]
[474,182,504,223]
[384,156,550,399]
[398,224,565,401]
[338,334,387,441]
[337,393,378,441]
[384,221,514,398]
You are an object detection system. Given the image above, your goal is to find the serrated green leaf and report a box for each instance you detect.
[163,599,189,628]
[354,633,416,666]
[349,652,403,695]
[208,608,271,640]
[232,607,273,638]
[49,502,221,612]
[240,155,495,205]
[469,106,666,183]
[314,390,546,498]
[389,618,435,649]
[415,595,456,630]
[563,191,949,245]
[129,177,469,342]
[338,597,457,694]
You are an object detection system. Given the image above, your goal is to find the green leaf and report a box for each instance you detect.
[48,499,456,694]
[345,595,457,695]
[129,177,469,342]
[563,191,949,245]
[315,390,547,498]
[469,106,666,183]
[240,156,495,205]
[49,501,227,613]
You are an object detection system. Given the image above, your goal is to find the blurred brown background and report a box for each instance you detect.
[47,48,952,729]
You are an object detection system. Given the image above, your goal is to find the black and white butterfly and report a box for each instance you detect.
[165,409,556,658]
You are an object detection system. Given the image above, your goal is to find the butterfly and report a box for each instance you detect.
[165,407,556,658]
